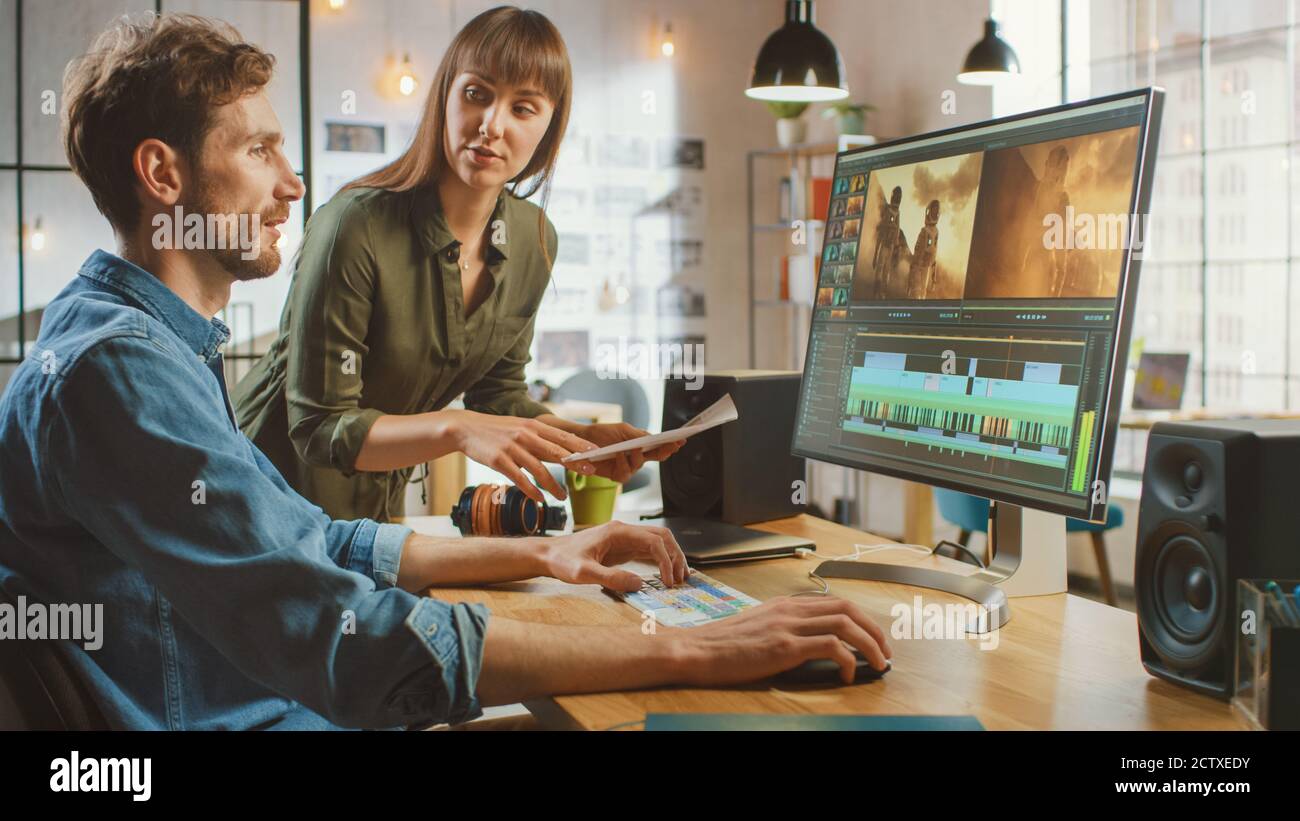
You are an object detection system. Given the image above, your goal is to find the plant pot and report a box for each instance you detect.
[776,117,807,147]
[837,110,866,135]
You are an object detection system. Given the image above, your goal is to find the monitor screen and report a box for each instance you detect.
[792,89,1163,522]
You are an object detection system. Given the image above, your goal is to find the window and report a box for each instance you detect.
[0,0,308,392]
[1066,0,1296,410]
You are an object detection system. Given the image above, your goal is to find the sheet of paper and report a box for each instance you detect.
[560,394,737,464]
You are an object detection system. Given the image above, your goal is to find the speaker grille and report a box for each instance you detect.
[1138,523,1225,672]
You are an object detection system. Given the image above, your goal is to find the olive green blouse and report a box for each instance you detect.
[232,184,556,522]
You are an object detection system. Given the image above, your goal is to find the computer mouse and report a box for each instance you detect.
[771,649,892,687]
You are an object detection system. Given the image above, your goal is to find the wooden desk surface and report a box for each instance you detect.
[400,514,1245,730]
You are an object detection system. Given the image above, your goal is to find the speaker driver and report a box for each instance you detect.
[1154,534,1219,644]
[1138,524,1223,671]
[661,434,721,515]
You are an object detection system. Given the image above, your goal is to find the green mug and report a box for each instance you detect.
[565,469,621,526]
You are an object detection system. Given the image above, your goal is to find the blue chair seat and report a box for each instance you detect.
[933,488,1123,534]
[932,487,1121,605]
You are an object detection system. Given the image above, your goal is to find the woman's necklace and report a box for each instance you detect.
[458,240,482,273]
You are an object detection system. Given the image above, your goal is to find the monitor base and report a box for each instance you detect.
[812,502,1068,634]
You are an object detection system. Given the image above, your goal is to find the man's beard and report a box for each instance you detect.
[186,181,286,281]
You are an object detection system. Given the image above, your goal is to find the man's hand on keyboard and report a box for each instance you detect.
[675,596,893,685]
[541,521,688,593]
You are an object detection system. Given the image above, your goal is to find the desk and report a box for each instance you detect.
[399,514,1245,730]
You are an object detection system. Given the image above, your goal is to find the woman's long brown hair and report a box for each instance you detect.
[344,6,572,268]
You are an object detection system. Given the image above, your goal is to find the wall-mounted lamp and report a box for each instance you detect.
[398,52,418,97]
[660,22,675,58]
[29,217,45,252]
[746,0,847,103]
[957,18,1020,86]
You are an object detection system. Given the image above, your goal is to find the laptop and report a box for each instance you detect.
[638,516,813,565]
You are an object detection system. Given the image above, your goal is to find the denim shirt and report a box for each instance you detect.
[0,249,489,730]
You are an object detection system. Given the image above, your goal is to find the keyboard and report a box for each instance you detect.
[612,569,761,628]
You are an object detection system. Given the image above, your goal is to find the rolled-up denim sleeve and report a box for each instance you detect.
[324,518,412,590]
[48,336,489,729]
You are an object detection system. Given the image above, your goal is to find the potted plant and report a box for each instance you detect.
[822,101,876,136]
[765,101,810,147]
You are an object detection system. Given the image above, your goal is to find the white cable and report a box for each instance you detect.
[795,542,934,561]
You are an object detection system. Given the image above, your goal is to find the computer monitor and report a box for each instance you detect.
[793,89,1164,626]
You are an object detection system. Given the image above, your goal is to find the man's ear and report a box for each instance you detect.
[132,138,185,208]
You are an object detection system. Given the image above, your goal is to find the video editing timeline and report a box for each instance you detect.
[794,93,1153,518]
[841,328,1107,494]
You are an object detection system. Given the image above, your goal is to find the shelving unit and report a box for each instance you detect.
[745,141,840,370]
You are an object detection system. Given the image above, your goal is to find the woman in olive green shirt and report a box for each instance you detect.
[233,7,677,521]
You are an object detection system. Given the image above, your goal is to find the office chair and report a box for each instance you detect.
[933,488,1122,606]
[0,589,109,730]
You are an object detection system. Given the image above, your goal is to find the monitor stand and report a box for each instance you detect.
[812,501,1068,633]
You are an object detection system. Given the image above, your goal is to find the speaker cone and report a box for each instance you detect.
[1138,525,1223,671]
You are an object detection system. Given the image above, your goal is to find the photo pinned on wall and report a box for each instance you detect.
[539,286,589,314]
[593,232,645,263]
[598,134,650,169]
[592,185,648,216]
[559,131,591,166]
[657,282,707,317]
[536,330,591,371]
[325,122,386,153]
[556,233,590,266]
[659,184,705,221]
[657,137,705,170]
[656,238,703,271]
[549,187,588,216]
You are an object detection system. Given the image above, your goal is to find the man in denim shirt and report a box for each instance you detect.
[0,14,890,730]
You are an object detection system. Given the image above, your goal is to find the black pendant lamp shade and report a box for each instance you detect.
[746,0,848,102]
[958,18,1021,85]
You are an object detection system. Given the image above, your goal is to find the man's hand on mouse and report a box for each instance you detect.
[665,595,892,686]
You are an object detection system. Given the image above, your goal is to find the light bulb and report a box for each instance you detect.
[661,22,674,57]
[398,53,418,97]
[30,218,45,252]
[328,0,345,9]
